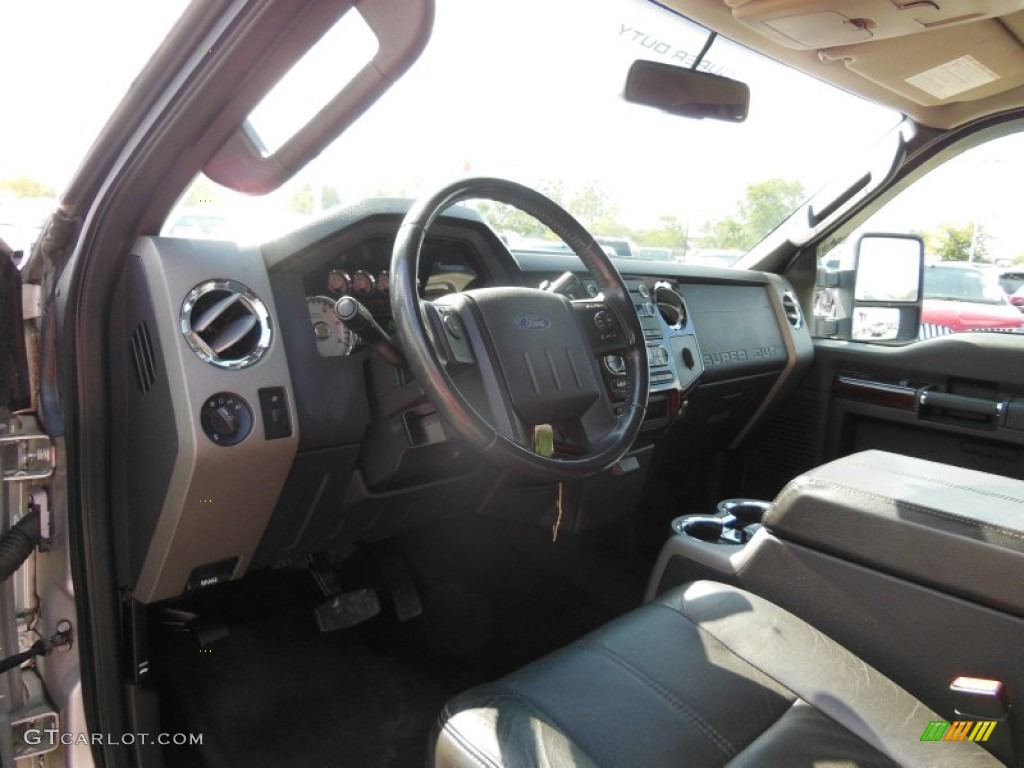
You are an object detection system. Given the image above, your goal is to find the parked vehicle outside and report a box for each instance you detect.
[595,236,638,259]
[921,262,1024,336]
[1011,285,1024,312]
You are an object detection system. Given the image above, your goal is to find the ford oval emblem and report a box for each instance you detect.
[516,313,551,331]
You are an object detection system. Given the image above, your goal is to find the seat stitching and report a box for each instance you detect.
[573,638,737,757]
[845,457,1024,505]
[648,601,915,766]
[722,698,797,767]
[778,478,1024,543]
[647,601,802,702]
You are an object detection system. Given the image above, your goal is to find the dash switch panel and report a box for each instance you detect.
[258,387,293,440]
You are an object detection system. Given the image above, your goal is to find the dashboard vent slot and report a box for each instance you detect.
[180,280,272,369]
[781,291,803,330]
[129,322,157,395]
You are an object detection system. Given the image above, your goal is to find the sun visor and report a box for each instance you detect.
[724,0,1024,50]
[820,20,1024,106]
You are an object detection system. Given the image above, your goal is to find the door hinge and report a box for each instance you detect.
[0,421,55,484]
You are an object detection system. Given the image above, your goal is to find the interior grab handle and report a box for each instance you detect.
[917,389,1007,420]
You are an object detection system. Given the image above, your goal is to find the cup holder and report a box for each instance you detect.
[672,498,771,545]
[717,498,772,526]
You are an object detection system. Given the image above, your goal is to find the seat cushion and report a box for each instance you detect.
[430,581,1001,767]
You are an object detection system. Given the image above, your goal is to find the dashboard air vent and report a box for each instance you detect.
[129,322,157,395]
[180,280,272,369]
[781,291,803,330]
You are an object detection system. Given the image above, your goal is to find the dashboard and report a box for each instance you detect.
[108,199,813,603]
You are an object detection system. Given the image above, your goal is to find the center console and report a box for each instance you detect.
[646,450,1024,765]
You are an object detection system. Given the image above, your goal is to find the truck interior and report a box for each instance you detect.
[7,0,1024,766]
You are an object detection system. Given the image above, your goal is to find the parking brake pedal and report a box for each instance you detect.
[314,589,381,633]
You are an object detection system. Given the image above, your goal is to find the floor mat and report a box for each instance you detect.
[158,570,474,768]
[155,515,648,767]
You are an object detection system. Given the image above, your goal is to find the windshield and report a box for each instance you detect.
[923,266,1008,305]
[166,0,899,259]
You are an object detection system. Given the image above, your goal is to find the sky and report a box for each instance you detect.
[0,0,946,248]
[0,1,190,190]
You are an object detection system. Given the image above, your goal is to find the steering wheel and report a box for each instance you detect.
[391,178,648,479]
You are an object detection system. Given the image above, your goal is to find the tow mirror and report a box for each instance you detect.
[814,233,924,342]
[624,60,749,122]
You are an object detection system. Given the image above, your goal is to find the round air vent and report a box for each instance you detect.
[180,280,272,369]
[781,291,803,330]
[653,283,686,329]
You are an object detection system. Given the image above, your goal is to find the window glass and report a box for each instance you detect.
[817,132,1024,340]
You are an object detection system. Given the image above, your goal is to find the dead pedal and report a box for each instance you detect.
[314,588,381,633]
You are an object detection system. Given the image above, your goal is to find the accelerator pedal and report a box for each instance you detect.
[379,555,423,622]
[314,588,381,633]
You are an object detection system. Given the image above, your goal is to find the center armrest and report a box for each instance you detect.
[764,450,1024,616]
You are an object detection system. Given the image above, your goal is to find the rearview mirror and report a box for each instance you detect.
[624,60,749,122]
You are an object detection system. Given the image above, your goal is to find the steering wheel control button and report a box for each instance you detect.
[258,387,293,440]
[578,302,626,350]
[201,393,253,446]
[604,355,626,375]
[593,310,614,331]
[442,311,463,339]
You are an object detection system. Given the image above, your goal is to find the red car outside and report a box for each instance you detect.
[921,263,1024,337]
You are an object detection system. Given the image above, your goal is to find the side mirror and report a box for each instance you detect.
[623,60,749,122]
[851,234,924,342]
[814,233,924,342]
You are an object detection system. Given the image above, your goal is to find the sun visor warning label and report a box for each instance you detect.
[906,55,999,101]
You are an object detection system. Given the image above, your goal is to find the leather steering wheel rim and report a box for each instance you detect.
[391,177,647,479]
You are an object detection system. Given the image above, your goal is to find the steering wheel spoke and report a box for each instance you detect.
[422,299,476,368]
[571,298,632,355]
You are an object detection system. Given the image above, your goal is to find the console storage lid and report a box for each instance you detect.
[764,450,1024,617]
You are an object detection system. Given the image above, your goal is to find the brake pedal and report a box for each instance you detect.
[314,588,381,633]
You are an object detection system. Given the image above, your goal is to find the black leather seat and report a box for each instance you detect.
[430,581,1001,767]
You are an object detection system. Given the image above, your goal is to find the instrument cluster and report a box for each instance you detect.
[324,268,390,297]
